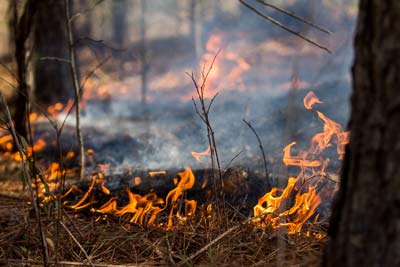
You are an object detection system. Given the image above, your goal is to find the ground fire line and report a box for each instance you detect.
[0,91,348,235]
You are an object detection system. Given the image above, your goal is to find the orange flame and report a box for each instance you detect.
[303,91,322,110]
[253,91,348,234]
[254,177,321,234]
[182,32,251,101]
[68,168,197,228]
[191,146,211,162]
[283,142,321,168]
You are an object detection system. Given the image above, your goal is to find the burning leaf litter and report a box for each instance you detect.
[0,90,348,236]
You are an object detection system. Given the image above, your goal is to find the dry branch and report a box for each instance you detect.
[255,0,332,34]
[65,0,85,180]
[188,51,223,194]
[239,0,331,53]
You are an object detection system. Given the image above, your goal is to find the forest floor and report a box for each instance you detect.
[0,156,326,267]
[0,191,325,267]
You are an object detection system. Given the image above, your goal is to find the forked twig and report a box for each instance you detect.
[187,51,223,188]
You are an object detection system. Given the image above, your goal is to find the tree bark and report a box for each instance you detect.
[325,1,400,266]
[11,0,37,140]
[33,0,73,106]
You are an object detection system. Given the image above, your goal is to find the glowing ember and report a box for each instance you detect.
[149,170,167,177]
[133,177,142,185]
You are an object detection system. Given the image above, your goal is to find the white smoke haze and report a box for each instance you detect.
[64,0,357,174]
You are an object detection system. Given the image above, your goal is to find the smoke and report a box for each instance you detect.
[70,0,356,175]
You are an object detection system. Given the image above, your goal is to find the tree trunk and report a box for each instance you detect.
[112,0,127,47]
[325,1,400,266]
[33,0,73,106]
[11,0,37,140]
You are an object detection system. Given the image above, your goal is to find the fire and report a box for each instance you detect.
[191,146,211,162]
[182,32,251,101]
[253,90,349,234]
[133,176,142,185]
[253,177,321,234]
[68,168,197,228]
[313,111,349,159]
[303,91,322,110]
[0,84,347,235]
[149,170,167,177]
[283,142,321,169]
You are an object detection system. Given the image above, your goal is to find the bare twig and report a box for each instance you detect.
[73,37,125,52]
[223,150,243,174]
[188,51,223,187]
[255,0,332,35]
[239,0,331,53]
[63,209,84,239]
[60,221,95,267]
[80,55,111,91]
[0,76,16,89]
[65,0,85,180]
[242,119,270,188]
[0,62,19,82]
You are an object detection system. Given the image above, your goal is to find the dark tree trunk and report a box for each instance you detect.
[33,0,73,106]
[11,0,37,139]
[325,1,400,266]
